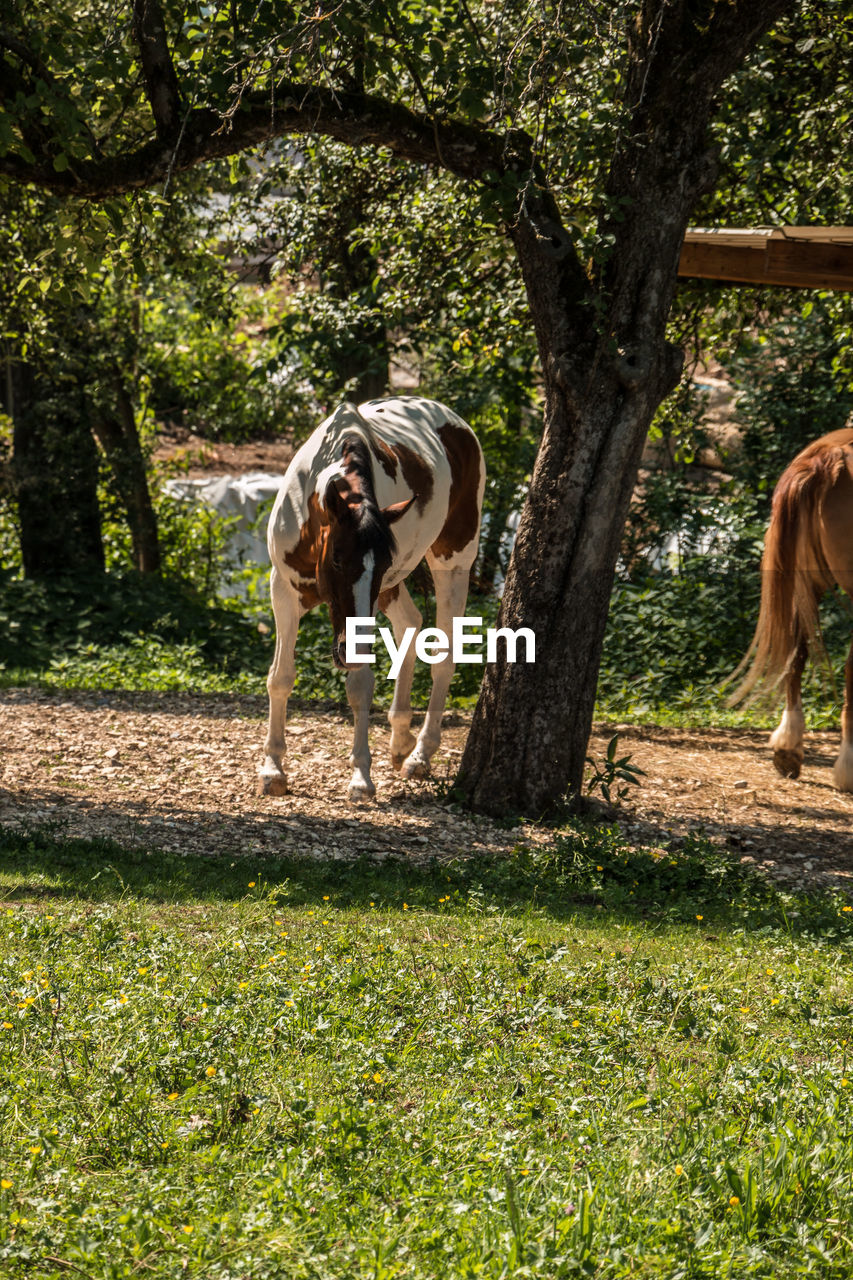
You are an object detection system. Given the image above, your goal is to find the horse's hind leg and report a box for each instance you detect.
[400,563,470,780]
[832,637,853,791]
[383,584,422,769]
[769,640,807,779]
[258,569,301,796]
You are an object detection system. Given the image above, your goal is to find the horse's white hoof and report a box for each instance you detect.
[348,779,376,803]
[401,753,431,780]
[258,771,288,797]
[390,736,417,770]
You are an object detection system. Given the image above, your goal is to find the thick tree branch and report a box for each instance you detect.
[0,79,531,196]
[628,0,797,125]
[595,0,797,369]
[131,0,183,141]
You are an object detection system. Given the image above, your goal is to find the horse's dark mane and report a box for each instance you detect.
[340,432,397,558]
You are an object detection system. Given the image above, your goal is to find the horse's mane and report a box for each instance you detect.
[339,431,398,559]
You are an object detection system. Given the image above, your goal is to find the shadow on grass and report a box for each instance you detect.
[1,820,851,946]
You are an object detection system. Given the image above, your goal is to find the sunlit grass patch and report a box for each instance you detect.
[0,824,852,1277]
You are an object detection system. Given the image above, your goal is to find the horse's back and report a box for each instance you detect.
[361,397,484,561]
[267,395,485,579]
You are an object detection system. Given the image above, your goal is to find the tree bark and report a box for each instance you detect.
[91,379,161,574]
[8,355,104,579]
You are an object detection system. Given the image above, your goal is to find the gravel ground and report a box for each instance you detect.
[2,688,853,891]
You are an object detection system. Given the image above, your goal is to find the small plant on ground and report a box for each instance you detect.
[584,734,646,804]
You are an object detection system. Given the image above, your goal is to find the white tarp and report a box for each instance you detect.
[163,472,284,593]
[163,471,522,594]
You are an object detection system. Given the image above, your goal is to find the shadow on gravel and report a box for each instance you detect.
[1,813,851,948]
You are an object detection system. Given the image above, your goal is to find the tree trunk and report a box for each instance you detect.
[330,311,389,403]
[458,0,790,815]
[9,354,104,579]
[458,360,678,815]
[458,183,689,814]
[325,176,390,402]
[92,379,161,573]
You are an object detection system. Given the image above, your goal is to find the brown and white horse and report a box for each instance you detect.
[258,396,485,801]
[729,427,853,790]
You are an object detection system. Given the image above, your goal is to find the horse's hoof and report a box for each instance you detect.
[773,749,803,779]
[348,780,376,804]
[832,746,853,792]
[391,753,407,772]
[258,772,288,797]
[401,754,430,780]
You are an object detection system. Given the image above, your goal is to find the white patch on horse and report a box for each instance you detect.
[315,460,348,501]
[353,551,374,622]
[768,704,804,753]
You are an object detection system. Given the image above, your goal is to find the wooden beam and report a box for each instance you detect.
[678,228,853,291]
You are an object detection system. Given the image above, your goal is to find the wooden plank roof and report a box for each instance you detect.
[678,227,853,291]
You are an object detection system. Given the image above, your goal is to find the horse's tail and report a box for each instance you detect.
[727,439,843,706]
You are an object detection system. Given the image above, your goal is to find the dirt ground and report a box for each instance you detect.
[2,688,852,891]
[152,427,296,478]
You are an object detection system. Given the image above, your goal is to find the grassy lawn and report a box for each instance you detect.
[1,824,852,1278]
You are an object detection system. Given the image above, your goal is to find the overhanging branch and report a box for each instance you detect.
[0,80,530,198]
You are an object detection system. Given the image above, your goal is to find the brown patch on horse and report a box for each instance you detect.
[299,584,322,610]
[377,584,400,613]
[283,492,324,581]
[728,427,853,705]
[393,442,434,513]
[369,436,398,480]
[431,421,482,560]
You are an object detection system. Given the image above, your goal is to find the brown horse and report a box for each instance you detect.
[729,426,853,790]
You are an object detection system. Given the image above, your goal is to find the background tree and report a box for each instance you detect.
[0,173,261,578]
[4,0,848,813]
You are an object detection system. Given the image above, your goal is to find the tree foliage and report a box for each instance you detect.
[4,0,853,813]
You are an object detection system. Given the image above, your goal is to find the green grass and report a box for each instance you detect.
[0,571,490,708]
[1,824,852,1278]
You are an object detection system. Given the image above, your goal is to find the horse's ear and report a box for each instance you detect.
[382,496,416,525]
[324,475,362,521]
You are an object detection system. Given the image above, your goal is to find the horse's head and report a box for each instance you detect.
[317,474,413,668]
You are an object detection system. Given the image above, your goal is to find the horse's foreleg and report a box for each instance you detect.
[400,563,470,780]
[383,584,422,769]
[769,639,807,779]
[833,638,853,791]
[346,664,376,802]
[258,569,301,796]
